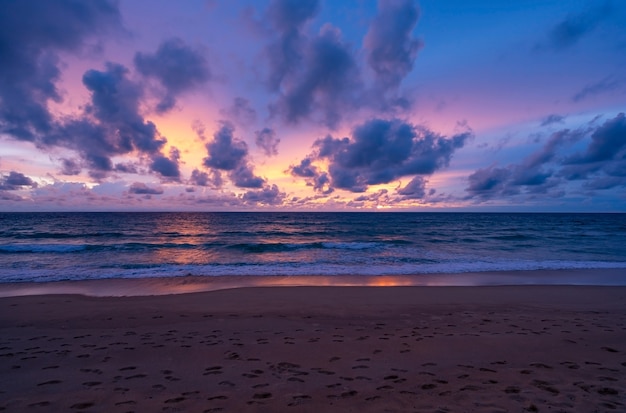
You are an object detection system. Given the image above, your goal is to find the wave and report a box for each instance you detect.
[0,244,87,253]
[225,241,390,253]
[3,259,626,284]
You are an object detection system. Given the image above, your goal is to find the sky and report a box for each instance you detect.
[0,0,625,212]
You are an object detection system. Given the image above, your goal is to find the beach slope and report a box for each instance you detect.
[1,285,625,412]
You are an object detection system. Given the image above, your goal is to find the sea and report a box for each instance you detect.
[1,212,626,284]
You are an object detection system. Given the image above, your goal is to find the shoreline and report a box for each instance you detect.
[1,268,626,298]
[1,285,624,412]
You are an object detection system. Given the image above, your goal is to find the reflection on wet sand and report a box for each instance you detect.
[1,268,625,297]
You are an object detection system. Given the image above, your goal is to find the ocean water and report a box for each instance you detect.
[1,212,626,284]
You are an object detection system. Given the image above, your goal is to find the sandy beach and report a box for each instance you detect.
[1,283,625,412]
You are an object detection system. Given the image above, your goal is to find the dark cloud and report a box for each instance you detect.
[230,163,265,188]
[364,0,422,91]
[289,157,332,193]
[202,122,265,188]
[255,128,280,156]
[203,122,248,170]
[466,166,514,200]
[114,162,139,174]
[466,129,584,199]
[60,158,82,176]
[0,0,122,141]
[150,153,181,180]
[0,171,38,191]
[540,114,565,126]
[0,2,185,184]
[568,113,626,164]
[267,0,319,32]
[537,2,612,51]
[262,0,423,128]
[242,184,286,205]
[265,0,320,90]
[572,76,621,102]
[559,113,626,187]
[44,62,178,180]
[291,118,470,193]
[82,63,165,153]
[290,157,318,178]
[269,24,360,128]
[128,182,164,195]
[467,114,626,200]
[134,37,210,113]
[397,176,426,199]
[190,169,223,188]
[352,189,389,203]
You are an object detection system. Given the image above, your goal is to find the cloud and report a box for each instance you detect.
[230,163,265,188]
[466,165,514,200]
[46,62,179,180]
[134,37,210,113]
[397,176,427,199]
[537,2,612,51]
[150,152,181,180]
[189,169,223,188]
[128,182,164,195]
[0,0,122,141]
[572,76,621,102]
[202,122,265,188]
[268,23,360,128]
[59,158,82,176]
[203,122,248,170]
[290,118,471,193]
[242,184,286,205]
[289,157,332,193]
[540,114,566,126]
[0,171,38,190]
[264,0,320,90]
[352,189,389,204]
[255,128,280,156]
[466,113,626,200]
[262,0,423,128]
[567,113,626,164]
[559,113,626,187]
[466,128,585,200]
[221,97,257,126]
[0,2,185,184]
[364,0,422,92]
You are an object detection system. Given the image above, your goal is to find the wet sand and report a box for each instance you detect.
[1,284,625,412]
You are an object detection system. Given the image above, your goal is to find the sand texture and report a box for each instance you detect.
[1,285,625,412]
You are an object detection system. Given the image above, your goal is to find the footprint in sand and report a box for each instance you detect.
[164,396,186,404]
[70,402,94,410]
[28,401,51,407]
[37,380,62,386]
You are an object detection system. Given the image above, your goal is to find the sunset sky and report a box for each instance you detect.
[1,0,625,211]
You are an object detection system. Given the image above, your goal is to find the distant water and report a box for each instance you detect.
[1,212,626,283]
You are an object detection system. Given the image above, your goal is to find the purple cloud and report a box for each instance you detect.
[397,176,427,199]
[291,118,470,193]
[0,0,122,141]
[537,2,612,51]
[0,171,38,191]
[242,184,286,205]
[128,182,164,195]
[364,0,422,91]
[202,122,265,188]
[467,113,626,201]
[255,128,280,156]
[134,37,210,113]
